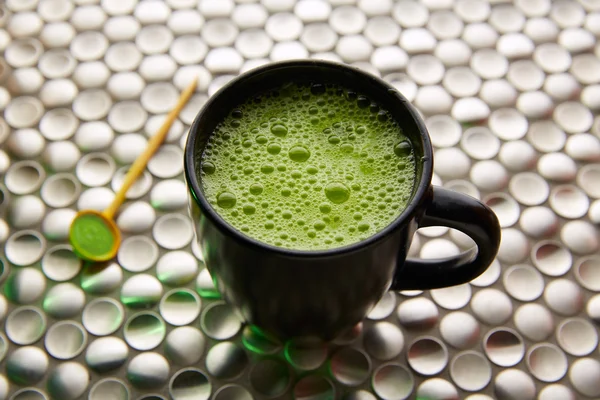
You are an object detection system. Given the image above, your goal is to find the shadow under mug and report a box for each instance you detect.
[184,60,501,341]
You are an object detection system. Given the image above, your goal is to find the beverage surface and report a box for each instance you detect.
[200,82,416,250]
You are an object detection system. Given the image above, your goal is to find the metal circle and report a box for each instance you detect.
[4,267,46,304]
[45,321,87,360]
[284,337,328,371]
[494,369,536,400]
[575,256,600,291]
[75,152,116,187]
[150,179,187,211]
[526,343,568,382]
[82,297,125,336]
[497,228,529,264]
[430,283,471,310]
[116,201,156,234]
[483,193,520,228]
[425,115,461,148]
[471,288,512,325]
[165,326,206,366]
[484,328,525,367]
[152,213,193,250]
[5,160,45,195]
[41,245,82,282]
[85,336,129,372]
[460,126,500,160]
[124,311,166,351]
[407,336,448,376]
[121,274,163,309]
[127,352,170,389]
[532,240,572,276]
[450,351,491,392]
[159,288,201,326]
[8,195,45,229]
[213,385,253,400]
[503,264,544,301]
[416,379,458,400]
[242,325,283,355]
[156,251,198,286]
[514,303,555,342]
[111,167,153,200]
[10,388,48,400]
[169,368,211,400]
[118,236,158,272]
[200,301,243,340]
[544,278,584,316]
[509,173,549,206]
[329,347,370,386]
[43,283,85,319]
[439,311,479,349]
[6,306,46,345]
[577,164,600,199]
[47,362,90,400]
[396,297,438,330]
[249,358,291,398]
[371,363,413,400]
[80,262,123,295]
[206,342,248,379]
[367,292,396,320]
[364,321,404,361]
[6,346,48,385]
[40,173,81,208]
[538,385,576,400]
[293,375,334,400]
[557,317,598,356]
[569,358,600,398]
[561,220,599,254]
[89,378,130,400]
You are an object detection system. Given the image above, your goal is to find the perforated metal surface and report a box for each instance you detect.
[1,0,600,399]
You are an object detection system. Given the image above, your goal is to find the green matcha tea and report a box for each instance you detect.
[199,82,416,250]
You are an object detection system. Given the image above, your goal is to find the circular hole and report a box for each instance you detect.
[127,352,170,389]
[152,213,193,250]
[367,292,396,320]
[489,108,528,140]
[82,297,124,336]
[284,337,328,371]
[577,164,600,199]
[39,108,78,140]
[372,363,414,400]
[484,328,525,367]
[407,337,448,376]
[165,326,206,366]
[4,95,44,128]
[108,101,147,133]
[41,245,82,281]
[200,300,243,340]
[450,351,491,392]
[330,347,370,386]
[120,273,163,308]
[575,256,600,291]
[549,184,589,219]
[40,173,80,208]
[5,267,46,304]
[364,321,404,361]
[293,375,335,400]
[554,101,593,133]
[89,378,129,400]
[509,172,550,206]
[76,152,116,187]
[10,389,48,400]
[118,235,159,272]
[532,240,572,276]
[249,359,291,398]
[213,385,253,400]
[5,160,45,195]
[141,82,179,113]
[159,288,201,326]
[112,166,153,199]
[527,343,568,382]
[73,89,112,121]
[44,321,87,360]
[85,336,129,373]
[6,306,46,345]
[124,311,166,351]
[557,318,598,356]
[527,120,566,153]
[503,264,544,301]
[206,341,248,379]
[483,193,520,227]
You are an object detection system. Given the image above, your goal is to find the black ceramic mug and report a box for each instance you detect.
[185,60,501,341]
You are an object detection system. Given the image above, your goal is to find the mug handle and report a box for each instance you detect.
[391,186,501,290]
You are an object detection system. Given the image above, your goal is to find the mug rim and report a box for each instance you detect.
[184,59,434,258]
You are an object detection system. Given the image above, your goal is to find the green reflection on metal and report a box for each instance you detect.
[242,325,282,355]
